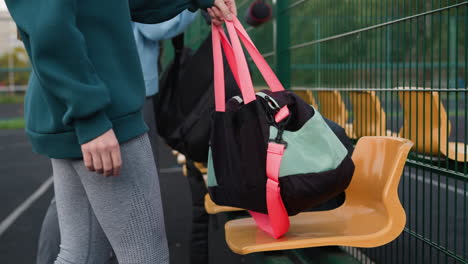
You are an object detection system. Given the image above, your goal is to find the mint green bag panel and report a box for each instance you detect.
[269,107,348,178]
[207,148,218,187]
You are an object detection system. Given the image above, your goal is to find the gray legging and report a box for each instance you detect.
[52,133,168,264]
[37,97,164,264]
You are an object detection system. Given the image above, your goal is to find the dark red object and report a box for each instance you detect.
[244,1,272,27]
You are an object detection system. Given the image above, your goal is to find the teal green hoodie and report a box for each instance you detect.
[5,0,212,159]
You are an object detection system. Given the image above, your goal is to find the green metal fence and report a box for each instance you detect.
[180,1,468,263]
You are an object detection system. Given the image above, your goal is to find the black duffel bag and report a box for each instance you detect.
[155,32,240,162]
[207,20,355,238]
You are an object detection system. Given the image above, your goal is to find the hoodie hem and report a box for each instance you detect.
[27,111,149,159]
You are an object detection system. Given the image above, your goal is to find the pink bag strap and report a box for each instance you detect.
[249,106,290,239]
[212,25,256,112]
[212,19,290,238]
[212,18,286,112]
[225,22,257,104]
[249,140,290,239]
[212,25,226,112]
[218,30,241,89]
[230,17,284,92]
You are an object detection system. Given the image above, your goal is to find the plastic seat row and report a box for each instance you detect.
[293,88,467,162]
[203,136,413,255]
[175,89,416,255]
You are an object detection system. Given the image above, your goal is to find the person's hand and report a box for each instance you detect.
[81,129,122,177]
[208,0,237,26]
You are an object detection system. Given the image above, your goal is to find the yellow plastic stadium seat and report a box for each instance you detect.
[193,162,208,175]
[398,87,467,162]
[204,194,244,215]
[177,154,186,165]
[224,137,413,255]
[292,89,319,109]
[316,91,355,138]
[349,91,397,138]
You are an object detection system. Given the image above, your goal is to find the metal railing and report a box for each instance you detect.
[180,1,468,263]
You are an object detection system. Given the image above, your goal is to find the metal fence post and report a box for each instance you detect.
[275,0,291,89]
[316,20,321,86]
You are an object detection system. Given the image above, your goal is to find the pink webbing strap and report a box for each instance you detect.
[212,25,255,111]
[249,141,290,239]
[225,22,257,104]
[213,19,286,112]
[212,20,291,238]
[231,17,285,92]
[218,30,241,89]
[275,106,290,123]
[212,25,226,112]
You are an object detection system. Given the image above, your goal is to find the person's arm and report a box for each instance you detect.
[135,11,198,42]
[7,0,120,176]
[129,0,235,24]
[8,0,112,144]
[130,0,212,23]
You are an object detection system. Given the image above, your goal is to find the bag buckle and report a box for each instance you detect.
[268,138,288,149]
[263,95,281,111]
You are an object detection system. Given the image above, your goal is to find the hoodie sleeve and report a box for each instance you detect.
[191,0,214,9]
[129,0,214,24]
[6,0,112,144]
[135,11,198,42]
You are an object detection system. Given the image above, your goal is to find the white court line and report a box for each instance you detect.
[0,167,180,236]
[405,172,467,197]
[0,176,53,237]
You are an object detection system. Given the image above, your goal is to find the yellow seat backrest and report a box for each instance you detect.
[292,90,318,109]
[398,88,450,155]
[346,137,413,204]
[349,91,388,137]
[317,91,349,127]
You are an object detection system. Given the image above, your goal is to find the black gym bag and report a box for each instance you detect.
[155,32,241,162]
